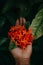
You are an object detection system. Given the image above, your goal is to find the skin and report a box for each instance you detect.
[9,17,32,65]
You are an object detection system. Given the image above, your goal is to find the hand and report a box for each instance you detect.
[9,17,32,65]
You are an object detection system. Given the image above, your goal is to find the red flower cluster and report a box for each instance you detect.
[8,25,33,49]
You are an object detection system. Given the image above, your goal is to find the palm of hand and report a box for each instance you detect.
[10,45,32,59]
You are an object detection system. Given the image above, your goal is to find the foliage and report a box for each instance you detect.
[30,9,43,39]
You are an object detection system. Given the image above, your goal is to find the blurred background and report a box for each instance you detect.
[0,0,43,65]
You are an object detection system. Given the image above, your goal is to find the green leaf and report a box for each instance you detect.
[0,37,7,46]
[9,42,17,50]
[0,17,6,30]
[30,9,43,39]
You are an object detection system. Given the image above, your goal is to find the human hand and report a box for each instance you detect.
[9,17,32,65]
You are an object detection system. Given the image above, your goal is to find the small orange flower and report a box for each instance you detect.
[8,25,33,49]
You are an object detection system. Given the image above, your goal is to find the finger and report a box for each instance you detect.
[22,18,26,26]
[26,43,32,53]
[26,43,32,50]
[16,19,19,26]
[20,17,23,25]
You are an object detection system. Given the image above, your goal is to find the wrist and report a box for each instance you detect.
[16,58,30,65]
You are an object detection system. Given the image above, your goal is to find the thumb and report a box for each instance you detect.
[26,43,32,54]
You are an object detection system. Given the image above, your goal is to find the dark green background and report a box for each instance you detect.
[0,0,43,65]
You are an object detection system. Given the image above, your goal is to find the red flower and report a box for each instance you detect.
[8,25,33,49]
